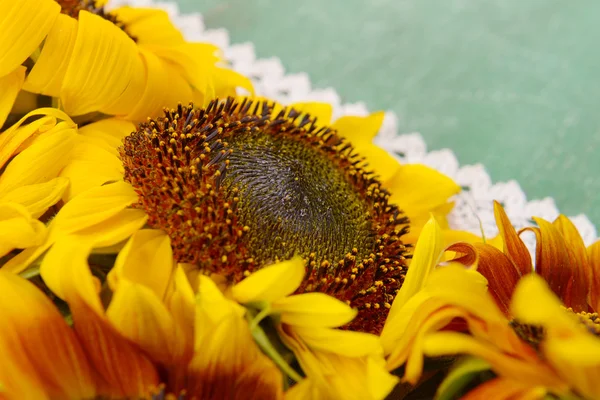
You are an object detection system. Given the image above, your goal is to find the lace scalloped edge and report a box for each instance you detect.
[109,0,598,251]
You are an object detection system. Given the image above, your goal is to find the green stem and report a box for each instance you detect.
[19,264,41,280]
[249,305,272,331]
[251,322,303,383]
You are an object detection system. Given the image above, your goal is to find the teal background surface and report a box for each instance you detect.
[179,0,600,227]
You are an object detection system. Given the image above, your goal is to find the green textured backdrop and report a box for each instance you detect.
[179,0,600,228]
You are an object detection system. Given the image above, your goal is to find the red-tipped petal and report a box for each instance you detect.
[493,201,532,276]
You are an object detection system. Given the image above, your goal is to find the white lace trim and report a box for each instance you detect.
[109,0,598,250]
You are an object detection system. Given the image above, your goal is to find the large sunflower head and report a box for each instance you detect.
[120,98,410,334]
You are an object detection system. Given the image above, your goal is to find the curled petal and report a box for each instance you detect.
[232,257,305,303]
[493,201,532,275]
[112,7,184,45]
[291,326,382,357]
[450,242,520,316]
[0,203,46,257]
[24,14,77,96]
[0,0,60,77]
[1,177,69,218]
[0,271,96,399]
[60,11,141,116]
[0,125,76,194]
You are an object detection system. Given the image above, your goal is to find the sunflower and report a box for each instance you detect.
[449,201,598,316]
[0,0,251,126]
[4,97,459,335]
[378,203,600,399]
[0,234,285,399]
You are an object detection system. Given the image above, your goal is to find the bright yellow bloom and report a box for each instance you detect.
[0,0,252,121]
[0,231,284,399]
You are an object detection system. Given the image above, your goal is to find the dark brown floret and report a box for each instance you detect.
[120,98,410,334]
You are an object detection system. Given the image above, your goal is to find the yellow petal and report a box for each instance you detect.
[111,7,184,45]
[0,271,96,399]
[0,0,60,77]
[0,125,76,194]
[511,274,581,332]
[108,229,174,300]
[232,257,305,303]
[291,326,382,357]
[332,112,384,143]
[51,181,139,233]
[0,66,25,126]
[60,11,140,116]
[0,177,69,218]
[422,332,565,392]
[40,236,159,397]
[290,102,333,126]
[107,280,185,365]
[123,48,193,121]
[332,112,400,182]
[0,108,74,170]
[493,201,532,275]
[0,202,46,257]
[78,118,135,157]
[386,216,444,322]
[59,138,124,202]
[70,208,148,248]
[386,164,460,225]
[273,292,357,328]
[213,65,255,98]
[24,14,77,96]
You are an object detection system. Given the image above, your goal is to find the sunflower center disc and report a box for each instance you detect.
[121,99,410,333]
[224,132,374,265]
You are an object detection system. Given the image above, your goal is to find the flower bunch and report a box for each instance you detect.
[1,1,598,400]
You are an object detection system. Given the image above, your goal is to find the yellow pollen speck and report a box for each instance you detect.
[221,256,228,263]
[365,303,371,309]
[384,302,391,309]
[243,270,251,277]
[374,303,380,309]
[243,226,250,232]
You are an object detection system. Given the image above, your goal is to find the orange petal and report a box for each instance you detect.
[553,215,591,310]
[0,271,96,399]
[461,378,547,400]
[529,218,587,311]
[493,201,532,275]
[588,240,600,311]
[40,237,159,398]
[449,242,521,316]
